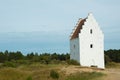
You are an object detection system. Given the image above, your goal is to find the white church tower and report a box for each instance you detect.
[70,13,105,69]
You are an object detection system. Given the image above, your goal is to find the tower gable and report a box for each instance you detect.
[70,13,105,69]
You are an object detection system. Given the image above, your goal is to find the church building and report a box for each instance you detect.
[70,13,105,69]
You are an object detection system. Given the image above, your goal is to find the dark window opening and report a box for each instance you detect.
[90,44,93,48]
[74,45,75,48]
[91,65,97,68]
[90,29,92,34]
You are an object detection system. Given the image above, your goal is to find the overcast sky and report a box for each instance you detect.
[0,0,120,54]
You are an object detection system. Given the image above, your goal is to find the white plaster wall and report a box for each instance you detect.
[79,13,105,69]
[70,38,80,63]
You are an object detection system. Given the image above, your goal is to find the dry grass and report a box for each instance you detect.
[106,62,120,68]
[66,72,104,80]
[0,67,32,80]
[0,63,105,80]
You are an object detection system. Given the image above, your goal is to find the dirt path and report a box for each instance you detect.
[103,68,120,80]
[60,65,120,80]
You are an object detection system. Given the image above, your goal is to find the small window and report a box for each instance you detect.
[90,44,93,48]
[74,45,75,48]
[90,29,92,34]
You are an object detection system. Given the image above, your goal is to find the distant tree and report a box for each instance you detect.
[104,54,112,64]
[7,51,23,61]
[58,54,66,61]
[42,53,51,64]
[51,53,58,60]
[15,51,24,60]
[32,53,39,62]
[26,52,34,60]
[0,52,6,62]
[105,49,120,63]
[65,53,70,60]
[4,50,9,61]
[8,52,14,61]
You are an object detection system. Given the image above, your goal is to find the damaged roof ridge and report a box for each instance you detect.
[70,18,86,40]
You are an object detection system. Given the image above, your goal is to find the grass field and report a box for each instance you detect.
[0,62,106,80]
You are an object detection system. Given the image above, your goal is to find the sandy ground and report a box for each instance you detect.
[60,65,120,80]
[103,68,120,80]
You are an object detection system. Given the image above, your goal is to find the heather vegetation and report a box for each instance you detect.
[0,49,120,80]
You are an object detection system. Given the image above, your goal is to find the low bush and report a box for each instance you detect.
[106,62,120,68]
[26,76,32,80]
[50,59,61,64]
[50,70,59,79]
[2,61,17,68]
[67,59,80,65]
[16,60,31,65]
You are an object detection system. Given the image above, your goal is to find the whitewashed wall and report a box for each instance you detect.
[70,38,80,63]
[70,13,105,69]
[79,13,104,69]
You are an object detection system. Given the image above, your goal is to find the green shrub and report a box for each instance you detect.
[26,76,32,80]
[16,60,31,65]
[2,61,17,68]
[50,70,59,79]
[16,60,27,64]
[106,62,120,68]
[50,59,61,64]
[66,72,104,80]
[67,59,80,65]
[105,54,112,64]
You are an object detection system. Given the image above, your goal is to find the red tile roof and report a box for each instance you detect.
[70,18,86,40]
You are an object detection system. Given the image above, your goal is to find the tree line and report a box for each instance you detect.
[0,49,120,64]
[105,49,120,64]
[0,50,70,64]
